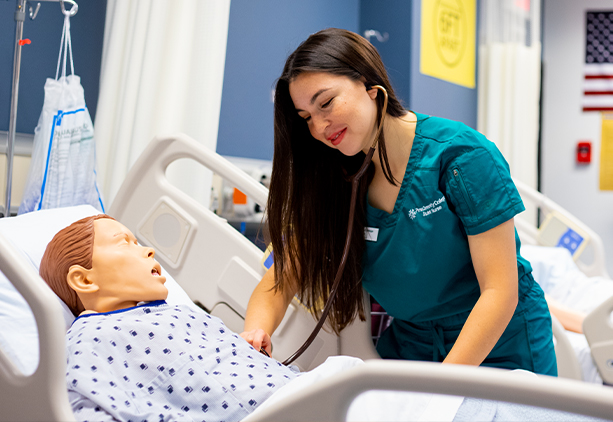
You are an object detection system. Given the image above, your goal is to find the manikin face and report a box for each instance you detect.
[86,218,168,311]
[289,72,380,156]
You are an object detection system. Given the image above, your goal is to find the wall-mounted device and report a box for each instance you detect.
[577,141,591,164]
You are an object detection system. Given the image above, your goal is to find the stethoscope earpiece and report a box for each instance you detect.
[368,85,389,149]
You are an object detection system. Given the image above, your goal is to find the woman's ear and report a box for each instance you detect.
[366,85,379,100]
[67,265,99,294]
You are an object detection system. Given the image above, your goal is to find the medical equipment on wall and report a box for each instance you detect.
[282,84,389,365]
[209,163,271,250]
[4,0,79,218]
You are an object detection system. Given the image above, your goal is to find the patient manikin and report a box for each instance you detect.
[40,215,299,422]
[39,215,608,422]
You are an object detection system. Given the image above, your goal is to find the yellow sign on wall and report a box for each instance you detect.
[420,0,476,88]
[600,113,613,191]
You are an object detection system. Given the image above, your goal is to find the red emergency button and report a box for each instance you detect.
[577,141,591,164]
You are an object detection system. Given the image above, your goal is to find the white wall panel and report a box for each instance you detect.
[542,0,613,275]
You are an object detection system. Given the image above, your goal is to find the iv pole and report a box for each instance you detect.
[4,0,78,218]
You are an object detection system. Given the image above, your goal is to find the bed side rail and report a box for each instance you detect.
[0,232,74,422]
[109,134,339,371]
[583,295,613,384]
[243,360,613,422]
[514,178,609,278]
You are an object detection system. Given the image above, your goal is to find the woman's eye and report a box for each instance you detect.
[321,98,333,108]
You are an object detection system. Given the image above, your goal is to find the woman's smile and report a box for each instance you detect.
[327,128,346,145]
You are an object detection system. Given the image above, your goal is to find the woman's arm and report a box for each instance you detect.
[443,219,519,366]
[240,264,297,354]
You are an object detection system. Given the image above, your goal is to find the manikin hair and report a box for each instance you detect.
[39,214,115,316]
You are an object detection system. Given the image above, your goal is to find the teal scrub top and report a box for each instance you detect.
[362,112,533,323]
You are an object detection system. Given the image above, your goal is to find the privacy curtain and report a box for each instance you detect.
[95,0,231,207]
[477,0,541,222]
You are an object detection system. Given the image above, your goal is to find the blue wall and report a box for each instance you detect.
[216,0,360,161]
[0,0,107,134]
[360,0,413,111]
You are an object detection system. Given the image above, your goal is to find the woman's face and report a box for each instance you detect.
[289,72,380,156]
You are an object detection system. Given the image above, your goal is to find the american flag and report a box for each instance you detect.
[583,10,613,112]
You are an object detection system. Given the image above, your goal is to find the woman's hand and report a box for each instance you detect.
[240,328,272,356]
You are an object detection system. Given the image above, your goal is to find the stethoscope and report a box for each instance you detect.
[278,84,389,366]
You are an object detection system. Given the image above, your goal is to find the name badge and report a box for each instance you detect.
[364,227,379,242]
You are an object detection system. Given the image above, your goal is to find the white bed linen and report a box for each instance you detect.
[522,245,613,314]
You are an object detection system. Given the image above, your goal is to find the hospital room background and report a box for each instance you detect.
[1,0,613,291]
[3,1,613,420]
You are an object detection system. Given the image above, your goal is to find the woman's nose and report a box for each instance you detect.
[310,114,328,138]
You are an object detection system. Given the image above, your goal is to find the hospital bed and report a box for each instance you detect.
[513,179,613,384]
[1,133,613,421]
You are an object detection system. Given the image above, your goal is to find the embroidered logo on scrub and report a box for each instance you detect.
[408,196,446,219]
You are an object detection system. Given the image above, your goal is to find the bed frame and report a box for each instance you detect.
[0,229,74,421]
[2,133,613,421]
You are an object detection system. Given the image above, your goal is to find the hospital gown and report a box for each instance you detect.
[65,301,299,422]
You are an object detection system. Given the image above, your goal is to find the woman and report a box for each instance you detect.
[240,28,557,375]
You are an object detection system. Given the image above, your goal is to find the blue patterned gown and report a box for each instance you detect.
[65,301,299,422]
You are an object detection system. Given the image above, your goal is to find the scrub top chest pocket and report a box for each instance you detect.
[444,146,524,236]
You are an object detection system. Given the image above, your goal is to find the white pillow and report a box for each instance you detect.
[0,205,199,375]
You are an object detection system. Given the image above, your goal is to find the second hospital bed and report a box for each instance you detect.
[1,134,613,421]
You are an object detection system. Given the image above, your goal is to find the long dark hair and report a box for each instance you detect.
[268,28,406,334]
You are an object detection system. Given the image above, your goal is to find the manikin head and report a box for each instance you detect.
[40,215,168,316]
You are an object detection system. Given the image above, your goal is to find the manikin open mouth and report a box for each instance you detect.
[151,268,161,276]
